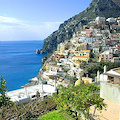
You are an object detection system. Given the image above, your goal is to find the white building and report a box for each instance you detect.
[93,47,99,53]
[106,18,116,23]
[79,37,97,44]
[49,65,59,74]
[57,58,73,68]
[7,84,56,103]
[67,67,83,79]
[99,50,113,62]
[97,66,120,82]
[95,17,105,23]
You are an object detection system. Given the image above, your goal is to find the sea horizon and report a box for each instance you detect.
[0,40,43,42]
[0,40,46,91]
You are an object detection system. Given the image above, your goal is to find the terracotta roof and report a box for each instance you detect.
[94,41,100,43]
[82,49,90,51]
[50,65,59,67]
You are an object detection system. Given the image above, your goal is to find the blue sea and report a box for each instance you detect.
[0,40,46,91]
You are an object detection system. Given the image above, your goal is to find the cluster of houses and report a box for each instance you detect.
[39,41,91,88]
[6,16,120,105]
[39,16,120,84]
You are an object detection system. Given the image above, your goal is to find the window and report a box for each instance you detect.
[32,95,36,98]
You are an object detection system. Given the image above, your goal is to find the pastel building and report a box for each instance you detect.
[99,50,113,62]
[74,50,91,57]
[72,56,90,63]
[81,29,93,37]
[82,77,93,84]
[57,43,65,53]
[74,43,88,51]
[72,50,91,63]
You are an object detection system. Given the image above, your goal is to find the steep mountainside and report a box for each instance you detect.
[40,0,120,54]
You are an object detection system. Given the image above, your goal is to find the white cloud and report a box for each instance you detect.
[0,16,23,24]
[0,16,62,41]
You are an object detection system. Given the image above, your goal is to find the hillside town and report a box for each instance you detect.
[1,0,120,119]
[38,16,120,86]
[36,16,120,119]
[5,16,120,120]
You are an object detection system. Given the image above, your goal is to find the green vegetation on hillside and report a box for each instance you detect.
[84,61,120,78]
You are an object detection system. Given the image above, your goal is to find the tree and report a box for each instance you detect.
[86,61,120,78]
[53,84,107,119]
[0,75,13,108]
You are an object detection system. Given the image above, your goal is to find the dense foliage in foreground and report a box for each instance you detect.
[53,84,107,119]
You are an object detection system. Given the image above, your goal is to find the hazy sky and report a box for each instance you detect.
[0,0,92,41]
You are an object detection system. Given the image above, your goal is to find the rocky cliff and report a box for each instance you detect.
[40,0,120,54]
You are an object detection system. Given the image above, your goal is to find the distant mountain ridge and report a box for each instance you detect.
[40,0,120,54]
